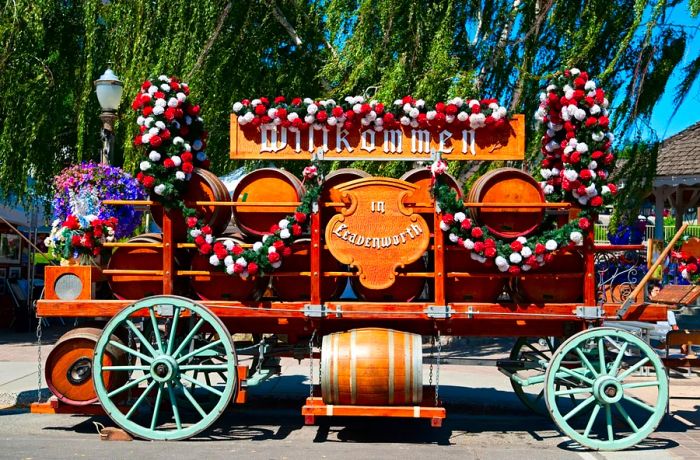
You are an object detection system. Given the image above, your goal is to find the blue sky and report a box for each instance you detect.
[648,4,700,140]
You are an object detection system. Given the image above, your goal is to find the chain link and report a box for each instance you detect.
[428,335,434,387]
[35,318,43,403]
[127,326,134,402]
[308,330,316,399]
[435,330,441,407]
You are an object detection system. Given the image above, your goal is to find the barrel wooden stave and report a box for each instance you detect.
[231,168,304,237]
[45,327,127,406]
[351,258,427,302]
[191,235,261,301]
[445,252,506,302]
[107,234,168,300]
[321,328,422,406]
[517,250,584,303]
[152,168,232,239]
[400,167,462,205]
[322,168,370,226]
[467,167,544,239]
[271,239,343,300]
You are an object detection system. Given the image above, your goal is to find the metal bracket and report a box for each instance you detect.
[574,305,604,320]
[425,305,453,319]
[303,304,327,318]
[616,298,634,319]
[154,304,174,317]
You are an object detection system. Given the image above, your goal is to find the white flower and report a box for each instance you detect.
[522,264,531,272]
[307,103,318,115]
[591,131,604,142]
[446,115,455,124]
[171,155,182,167]
[278,219,289,229]
[154,184,166,195]
[540,169,552,179]
[448,233,459,243]
[565,89,575,100]
[267,246,277,254]
[601,185,611,195]
[454,212,466,222]
[267,108,277,118]
[464,239,475,250]
[225,265,235,275]
[439,221,450,232]
[545,240,557,251]
[564,169,578,181]
[149,151,161,162]
[149,127,160,136]
[140,161,151,171]
[137,116,145,126]
[590,105,601,115]
[155,98,167,108]
[175,171,186,180]
[272,261,282,269]
[403,103,413,113]
[416,99,426,108]
[457,112,468,122]
[400,116,411,126]
[353,96,364,104]
[208,255,221,266]
[469,99,480,108]
[543,184,554,194]
[409,108,420,118]
[253,242,263,252]
[176,92,187,102]
[152,106,164,116]
[158,75,169,82]
[141,134,152,144]
[427,110,437,121]
[576,143,589,153]
[570,68,580,76]
[148,85,158,95]
[251,99,261,106]
[539,93,547,102]
[570,231,584,245]
[303,97,313,105]
[469,113,485,128]
[304,115,315,124]
[280,229,291,239]
[577,196,589,205]
[516,236,527,244]
[244,112,255,122]
[235,257,247,267]
[190,229,201,238]
[584,80,596,90]
[205,234,214,245]
[352,103,361,114]
[361,118,370,126]
[682,269,689,280]
[224,240,235,251]
[574,108,587,121]
[167,97,179,107]
[521,247,532,258]
[222,255,234,266]
[286,112,299,122]
[546,84,557,92]
[588,161,598,170]
[509,252,523,264]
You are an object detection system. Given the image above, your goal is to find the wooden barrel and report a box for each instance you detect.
[231,168,304,237]
[45,328,127,406]
[271,239,344,300]
[400,167,462,205]
[152,168,232,239]
[351,258,427,302]
[445,252,506,302]
[517,250,584,303]
[467,167,544,239]
[108,233,169,300]
[321,168,370,227]
[321,328,423,405]
[191,235,261,301]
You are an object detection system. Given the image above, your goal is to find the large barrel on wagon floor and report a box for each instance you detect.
[467,167,544,239]
[321,328,423,405]
[151,168,232,239]
[44,327,127,406]
[231,168,305,237]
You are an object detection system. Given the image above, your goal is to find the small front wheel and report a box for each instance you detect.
[93,296,237,441]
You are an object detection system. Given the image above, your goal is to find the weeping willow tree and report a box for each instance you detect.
[1,0,698,201]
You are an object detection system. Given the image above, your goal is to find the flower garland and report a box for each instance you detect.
[186,164,322,278]
[131,75,210,209]
[534,68,618,209]
[434,68,618,273]
[45,214,117,264]
[671,238,700,284]
[233,96,509,132]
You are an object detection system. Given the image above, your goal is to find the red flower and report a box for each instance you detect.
[461,219,472,230]
[579,169,593,180]
[201,225,212,235]
[282,246,292,257]
[232,245,243,256]
[163,158,175,168]
[291,97,302,105]
[199,243,212,254]
[442,213,454,225]
[402,96,414,104]
[268,252,281,263]
[569,151,581,164]
[590,196,603,207]
[247,262,259,275]
[194,235,205,245]
[591,150,604,159]
[71,234,82,246]
[276,108,288,119]
[435,102,446,113]
[374,103,384,114]
[535,243,545,254]
[142,106,153,116]
[604,153,614,165]
[141,81,151,90]
[131,97,143,110]
[484,238,496,248]
[150,135,163,147]
[181,152,193,163]
[343,121,353,131]
[361,103,371,114]
[160,129,171,140]
[187,105,201,116]
[269,225,280,233]
[182,163,194,174]
[274,96,286,104]
[292,224,302,236]
[578,218,590,230]
[526,256,538,266]
[485,247,497,258]
[316,110,328,122]
[585,117,597,127]
[154,91,165,99]
[142,176,155,188]
[294,212,307,223]
[688,263,698,273]
[471,227,483,238]
[383,113,395,123]
[254,104,266,115]
[273,240,285,250]
[233,263,244,274]
[510,241,523,252]
[169,81,180,91]
[544,253,555,264]
[63,215,80,230]
[508,265,521,274]
[445,104,458,115]
[332,106,344,118]
[598,116,610,128]
[607,183,617,194]
[474,241,485,253]
[260,115,272,124]
[470,104,481,114]
[133,135,143,146]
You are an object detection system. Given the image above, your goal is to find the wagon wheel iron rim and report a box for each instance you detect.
[93,295,237,441]
[508,336,587,416]
[544,327,668,451]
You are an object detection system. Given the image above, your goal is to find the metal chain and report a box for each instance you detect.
[435,330,441,407]
[308,330,317,399]
[428,335,434,387]
[35,318,43,403]
[127,326,134,402]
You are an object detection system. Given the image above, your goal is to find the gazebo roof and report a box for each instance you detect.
[655,121,700,183]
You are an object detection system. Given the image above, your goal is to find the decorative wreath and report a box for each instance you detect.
[434,68,619,273]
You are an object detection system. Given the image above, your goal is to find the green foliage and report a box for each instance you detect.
[609,140,658,228]
[1,0,699,202]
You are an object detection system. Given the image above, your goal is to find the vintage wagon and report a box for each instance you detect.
[34,99,686,451]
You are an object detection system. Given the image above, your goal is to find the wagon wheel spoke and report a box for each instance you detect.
[544,327,668,451]
[109,340,153,364]
[574,348,599,378]
[93,296,237,441]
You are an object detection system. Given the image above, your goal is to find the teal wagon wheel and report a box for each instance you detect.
[93,296,237,440]
[544,327,668,451]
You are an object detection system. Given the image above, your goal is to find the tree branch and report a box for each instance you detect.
[187,2,232,79]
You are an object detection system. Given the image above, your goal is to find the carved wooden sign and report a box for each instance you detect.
[325,178,430,290]
[230,114,524,161]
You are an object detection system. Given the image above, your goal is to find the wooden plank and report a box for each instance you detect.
[654,285,700,305]
[230,114,524,161]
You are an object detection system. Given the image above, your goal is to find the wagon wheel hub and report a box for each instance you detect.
[592,376,623,405]
[150,355,178,383]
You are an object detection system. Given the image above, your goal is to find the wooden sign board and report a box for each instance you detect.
[325,178,430,290]
[230,114,524,161]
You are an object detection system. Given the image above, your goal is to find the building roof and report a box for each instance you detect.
[656,121,700,177]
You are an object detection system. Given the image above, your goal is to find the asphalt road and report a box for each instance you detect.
[0,402,692,460]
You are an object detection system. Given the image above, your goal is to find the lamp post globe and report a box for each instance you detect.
[94,67,124,165]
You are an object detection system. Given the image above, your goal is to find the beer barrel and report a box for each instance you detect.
[321,328,422,405]
[231,168,304,237]
[271,239,344,300]
[45,328,127,406]
[445,251,506,302]
[517,250,584,303]
[191,235,261,301]
[152,168,232,239]
[400,167,462,205]
[467,167,544,239]
[321,168,370,226]
[108,233,170,300]
[351,258,426,302]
